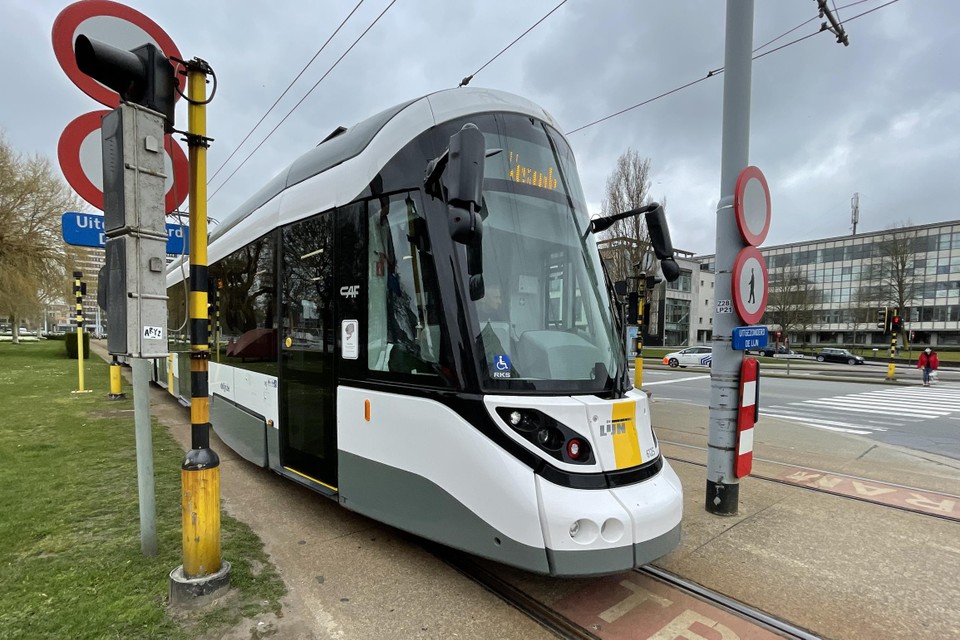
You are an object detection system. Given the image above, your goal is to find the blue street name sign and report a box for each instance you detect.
[61,211,189,255]
[732,325,769,351]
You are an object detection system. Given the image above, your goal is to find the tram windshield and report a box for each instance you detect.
[462,115,624,393]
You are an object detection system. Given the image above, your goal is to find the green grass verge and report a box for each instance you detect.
[0,341,285,639]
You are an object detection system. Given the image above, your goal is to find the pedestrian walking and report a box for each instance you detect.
[917,347,939,386]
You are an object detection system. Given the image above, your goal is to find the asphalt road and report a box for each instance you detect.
[638,365,960,461]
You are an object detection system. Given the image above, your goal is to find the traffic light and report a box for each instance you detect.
[891,312,902,334]
[876,307,888,332]
[645,275,662,290]
[74,35,176,128]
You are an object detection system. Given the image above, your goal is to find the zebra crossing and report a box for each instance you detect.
[761,384,960,435]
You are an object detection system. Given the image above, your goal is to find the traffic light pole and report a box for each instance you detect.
[634,275,646,388]
[887,309,898,380]
[169,58,230,604]
[71,272,92,395]
[707,0,754,516]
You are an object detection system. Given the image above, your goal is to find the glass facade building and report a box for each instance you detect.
[698,220,960,346]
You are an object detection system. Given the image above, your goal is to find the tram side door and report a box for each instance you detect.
[279,212,338,489]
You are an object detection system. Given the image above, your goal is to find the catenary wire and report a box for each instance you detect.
[207,0,365,185]
[566,0,902,135]
[208,0,400,203]
[458,0,570,87]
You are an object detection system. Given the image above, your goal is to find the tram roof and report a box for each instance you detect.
[169,88,561,280]
[213,88,557,238]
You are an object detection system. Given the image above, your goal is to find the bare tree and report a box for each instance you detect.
[876,222,919,348]
[0,134,82,343]
[764,267,819,345]
[598,149,654,284]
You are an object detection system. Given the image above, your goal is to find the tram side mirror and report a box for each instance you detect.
[660,257,681,283]
[644,204,674,260]
[644,204,680,283]
[446,124,486,244]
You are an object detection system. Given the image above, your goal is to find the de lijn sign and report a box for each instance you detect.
[732,325,769,351]
[61,211,188,255]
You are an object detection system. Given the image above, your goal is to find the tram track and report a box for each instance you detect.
[636,565,822,640]
[434,543,823,639]
[662,440,960,523]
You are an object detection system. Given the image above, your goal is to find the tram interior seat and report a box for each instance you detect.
[516,330,602,380]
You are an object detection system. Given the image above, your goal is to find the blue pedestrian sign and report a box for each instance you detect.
[61,211,189,255]
[732,326,769,351]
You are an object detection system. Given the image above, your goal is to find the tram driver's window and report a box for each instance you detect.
[367,194,443,377]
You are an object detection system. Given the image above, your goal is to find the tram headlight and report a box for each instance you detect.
[494,407,592,464]
[567,438,583,460]
[508,410,522,427]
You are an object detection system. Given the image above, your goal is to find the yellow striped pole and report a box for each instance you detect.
[179,59,224,582]
[72,272,92,395]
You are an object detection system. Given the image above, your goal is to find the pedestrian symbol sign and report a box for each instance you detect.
[732,246,768,325]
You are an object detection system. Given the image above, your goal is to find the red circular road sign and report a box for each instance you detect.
[734,166,772,246]
[58,110,189,213]
[731,246,768,325]
[52,0,185,107]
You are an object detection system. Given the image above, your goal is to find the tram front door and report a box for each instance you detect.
[279,212,338,490]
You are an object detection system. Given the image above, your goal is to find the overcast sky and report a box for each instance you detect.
[2,0,958,255]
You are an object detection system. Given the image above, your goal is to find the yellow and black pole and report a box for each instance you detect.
[170,57,230,604]
[634,277,646,387]
[887,308,898,380]
[72,271,92,395]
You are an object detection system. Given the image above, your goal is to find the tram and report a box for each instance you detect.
[160,87,683,576]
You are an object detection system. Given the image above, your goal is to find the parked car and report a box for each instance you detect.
[663,346,712,368]
[815,348,864,365]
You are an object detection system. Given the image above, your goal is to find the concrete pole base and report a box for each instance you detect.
[169,561,231,608]
[107,393,127,400]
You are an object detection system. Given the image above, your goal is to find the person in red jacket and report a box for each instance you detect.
[917,347,939,386]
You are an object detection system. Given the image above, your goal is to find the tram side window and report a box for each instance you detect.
[209,232,278,374]
[367,193,445,380]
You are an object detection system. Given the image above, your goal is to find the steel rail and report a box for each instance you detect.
[637,565,824,640]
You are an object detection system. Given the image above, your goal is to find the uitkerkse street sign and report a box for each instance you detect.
[61,211,188,255]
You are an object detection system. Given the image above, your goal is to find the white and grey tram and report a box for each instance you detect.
[160,87,683,576]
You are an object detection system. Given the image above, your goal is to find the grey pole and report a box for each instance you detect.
[707,0,755,515]
[132,357,158,555]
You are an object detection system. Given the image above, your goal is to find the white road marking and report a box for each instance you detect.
[643,375,710,386]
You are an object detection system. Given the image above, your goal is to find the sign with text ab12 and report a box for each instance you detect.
[732,326,769,351]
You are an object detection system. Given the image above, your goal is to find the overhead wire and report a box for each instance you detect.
[208,0,365,185]
[208,0,400,202]
[458,0,570,87]
[566,0,903,136]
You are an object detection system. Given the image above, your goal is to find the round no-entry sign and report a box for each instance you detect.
[734,166,771,246]
[58,110,189,213]
[732,246,768,324]
[52,0,186,107]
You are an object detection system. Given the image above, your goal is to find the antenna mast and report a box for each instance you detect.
[851,192,859,235]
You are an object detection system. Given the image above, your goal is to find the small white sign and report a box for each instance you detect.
[143,325,164,340]
[341,319,359,360]
[716,299,733,314]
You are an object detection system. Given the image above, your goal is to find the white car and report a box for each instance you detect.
[663,346,712,368]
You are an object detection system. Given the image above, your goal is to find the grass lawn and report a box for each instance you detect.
[0,341,285,639]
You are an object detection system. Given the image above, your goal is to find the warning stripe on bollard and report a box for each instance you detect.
[736,357,759,478]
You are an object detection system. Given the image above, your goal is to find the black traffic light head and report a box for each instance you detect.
[75,35,176,128]
[876,307,888,331]
[891,314,902,332]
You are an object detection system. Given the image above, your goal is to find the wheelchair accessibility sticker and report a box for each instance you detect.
[492,354,512,378]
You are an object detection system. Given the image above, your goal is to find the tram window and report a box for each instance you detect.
[209,232,278,374]
[367,193,445,380]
